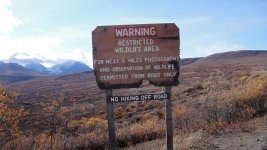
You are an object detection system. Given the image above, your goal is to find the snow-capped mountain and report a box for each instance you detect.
[0,60,92,76]
[25,62,50,75]
[49,60,92,75]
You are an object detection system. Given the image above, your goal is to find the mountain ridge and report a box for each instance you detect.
[0,60,92,83]
[0,62,44,83]
[181,50,267,66]
[49,60,92,75]
[0,60,92,75]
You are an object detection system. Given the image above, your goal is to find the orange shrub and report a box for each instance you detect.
[116,117,164,147]
[0,86,28,145]
[202,75,267,126]
[69,117,107,136]
[173,108,193,133]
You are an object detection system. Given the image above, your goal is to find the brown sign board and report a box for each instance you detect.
[92,23,180,89]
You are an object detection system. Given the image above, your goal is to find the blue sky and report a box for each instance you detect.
[0,0,266,67]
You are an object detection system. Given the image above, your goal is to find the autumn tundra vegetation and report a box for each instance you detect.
[0,72,266,149]
[1,51,267,149]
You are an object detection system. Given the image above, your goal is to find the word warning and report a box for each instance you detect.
[92,23,180,89]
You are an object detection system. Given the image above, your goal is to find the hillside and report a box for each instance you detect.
[186,50,267,68]
[2,50,267,149]
[0,62,44,84]
[180,57,202,66]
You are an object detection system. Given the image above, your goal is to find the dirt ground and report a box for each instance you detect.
[208,116,267,150]
[125,115,267,150]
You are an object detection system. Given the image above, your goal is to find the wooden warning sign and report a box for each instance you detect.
[92,23,180,89]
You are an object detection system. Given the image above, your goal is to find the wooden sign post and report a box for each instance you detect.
[165,86,173,150]
[92,23,179,150]
[106,89,116,150]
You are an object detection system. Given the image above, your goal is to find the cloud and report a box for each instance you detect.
[5,50,93,68]
[0,34,93,67]
[0,35,63,58]
[55,26,93,39]
[0,23,95,67]
[0,0,22,33]
[8,53,48,64]
[49,48,93,68]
